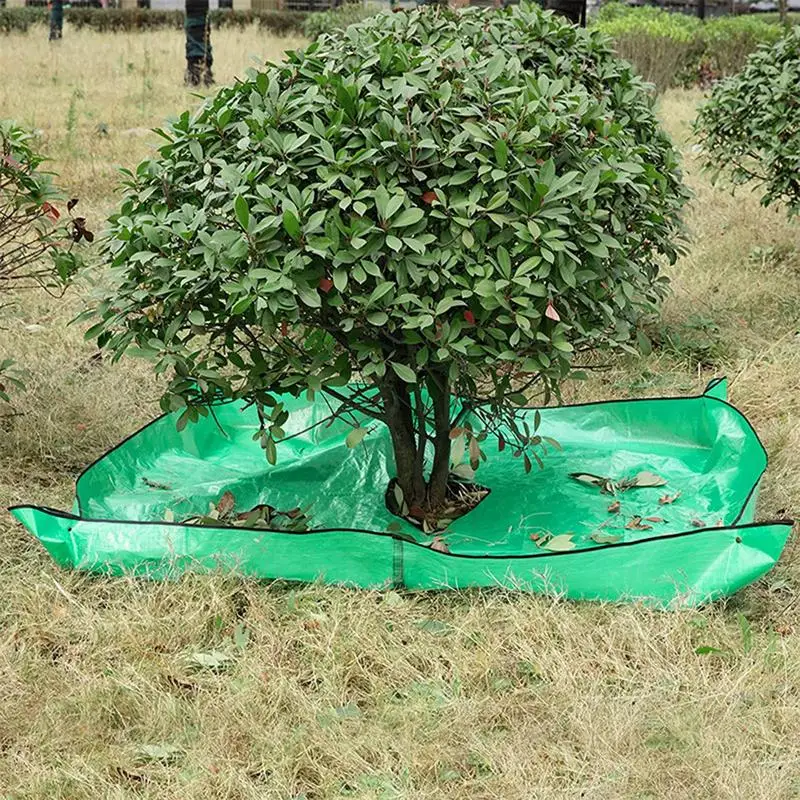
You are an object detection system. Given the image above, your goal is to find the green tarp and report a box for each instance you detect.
[10,378,792,607]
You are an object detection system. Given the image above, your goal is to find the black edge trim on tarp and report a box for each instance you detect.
[7,508,793,563]
[12,376,789,561]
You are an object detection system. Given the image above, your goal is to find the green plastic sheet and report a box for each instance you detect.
[10,378,792,607]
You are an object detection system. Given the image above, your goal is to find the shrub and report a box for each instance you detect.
[0,7,308,35]
[89,4,687,518]
[593,5,702,90]
[593,3,792,90]
[695,27,800,217]
[0,7,47,34]
[0,121,87,402]
[302,1,381,39]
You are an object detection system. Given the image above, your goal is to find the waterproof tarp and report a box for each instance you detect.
[10,378,792,607]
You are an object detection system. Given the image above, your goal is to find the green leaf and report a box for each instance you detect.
[390,362,417,383]
[392,207,424,228]
[234,194,249,231]
[367,311,388,325]
[345,427,368,448]
[494,138,508,169]
[188,310,205,326]
[368,282,394,305]
[282,209,301,240]
[485,53,505,82]
[264,436,277,465]
[386,235,403,252]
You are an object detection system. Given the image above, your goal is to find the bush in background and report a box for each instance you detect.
[592,3,795,90]
[302,1,381,39]
[0,121,87,402]
[0,6,309,35]
[695,28,800,217]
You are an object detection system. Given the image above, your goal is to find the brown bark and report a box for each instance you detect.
[379,372,426,508]
[379,368,452,513]
[425,371,452,510]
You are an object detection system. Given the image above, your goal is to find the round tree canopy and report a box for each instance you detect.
[92,3,687,483]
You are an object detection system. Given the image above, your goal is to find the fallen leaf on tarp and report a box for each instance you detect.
[430,536,450,554]
[607,500,621,514]
[570,472,607,488]
[659,492,681,505]
[590,531,622,545]
[625,516,653,531]
[142,477,171,490]
[541,534,576,552]
[691,518,706,528]
[633,471,667,488]
[645,516,666,523]
[217,491,236,518]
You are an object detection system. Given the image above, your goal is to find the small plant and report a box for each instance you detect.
[89,4,687,524]
[695,28,800,217]
[0,120,89,402]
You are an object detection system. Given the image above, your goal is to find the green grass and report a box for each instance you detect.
[0,29,799,800]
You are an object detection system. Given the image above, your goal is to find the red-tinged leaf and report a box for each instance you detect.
[42,202,60,222]
[280,321,288,337]
[2,154,21,169]
[498,434,506,452]
[645,516,665,523]
[463,310,475,325]
[545,300,560,321]
[217,491,236,518]
[408,505,426,520]
[422,190,437,205]
[318,277,333,293]
[449,427,466,439]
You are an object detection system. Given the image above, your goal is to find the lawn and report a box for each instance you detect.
[1,24,800,800]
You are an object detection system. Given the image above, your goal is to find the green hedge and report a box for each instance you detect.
[302,1,381,38]
[592,3,799,90]
[0,7,308,35]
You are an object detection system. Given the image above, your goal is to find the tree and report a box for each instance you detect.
[89,4,687,519]
[696,28,800,217]
[1,120,88,401]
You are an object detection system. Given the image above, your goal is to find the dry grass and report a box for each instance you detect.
[1,29,800,799]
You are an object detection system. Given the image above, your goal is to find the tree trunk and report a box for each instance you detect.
[425,371,452,510]
[379,369,453,514]
[379,374,426,508]
[778,0,788,28]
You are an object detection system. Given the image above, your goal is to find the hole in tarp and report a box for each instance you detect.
[384,476,491,534]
